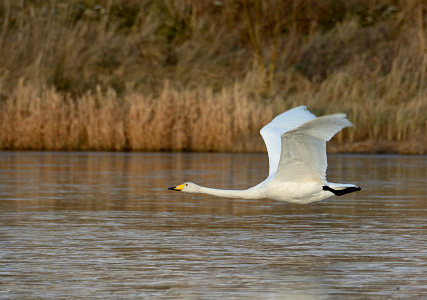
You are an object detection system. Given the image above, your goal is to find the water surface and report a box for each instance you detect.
[0,152,426,299]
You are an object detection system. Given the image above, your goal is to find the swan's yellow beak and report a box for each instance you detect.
[168,184,185,191]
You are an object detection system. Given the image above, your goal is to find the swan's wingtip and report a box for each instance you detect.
[295,105,308,110]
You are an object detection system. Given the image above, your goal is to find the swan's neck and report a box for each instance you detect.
[196,186,254,199]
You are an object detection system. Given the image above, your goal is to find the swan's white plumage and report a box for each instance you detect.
[274,114,353,184]
[260,106,316,175]
[169,106,360,203]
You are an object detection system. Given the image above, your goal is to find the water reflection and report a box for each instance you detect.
[0,152,426,298]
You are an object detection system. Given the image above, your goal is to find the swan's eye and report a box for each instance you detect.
[185,184,188,186]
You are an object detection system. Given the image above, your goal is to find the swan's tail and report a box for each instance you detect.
[323,183,361,196]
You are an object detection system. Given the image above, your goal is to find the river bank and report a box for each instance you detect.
[0,1,425,153]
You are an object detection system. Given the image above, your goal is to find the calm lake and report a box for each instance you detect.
[0,152,426,299]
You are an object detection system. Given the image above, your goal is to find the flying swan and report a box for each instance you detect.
[169,106,361,204]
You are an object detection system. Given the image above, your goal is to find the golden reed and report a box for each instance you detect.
[0,79,424,153]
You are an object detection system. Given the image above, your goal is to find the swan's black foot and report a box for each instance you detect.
[323,185,361,196]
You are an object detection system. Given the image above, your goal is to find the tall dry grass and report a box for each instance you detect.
[0,0,425,153]
[0,81,274,151]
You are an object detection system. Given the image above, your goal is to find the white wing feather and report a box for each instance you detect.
[273,114,353,184]
[260,106,316,176]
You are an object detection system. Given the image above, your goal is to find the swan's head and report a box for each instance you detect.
[168,182,199,193]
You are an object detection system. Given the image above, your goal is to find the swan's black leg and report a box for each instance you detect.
[322,185,361,196]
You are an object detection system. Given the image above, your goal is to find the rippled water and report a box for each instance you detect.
[0,152,426,299]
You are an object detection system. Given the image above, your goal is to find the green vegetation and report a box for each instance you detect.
[0,0,425,153]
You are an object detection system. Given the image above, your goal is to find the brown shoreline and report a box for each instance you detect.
[0,141,425,155]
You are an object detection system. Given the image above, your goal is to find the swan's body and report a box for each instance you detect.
[169,106,361,204]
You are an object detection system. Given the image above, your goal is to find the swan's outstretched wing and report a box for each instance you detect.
[260,106,316,176]
[273,114,352,184]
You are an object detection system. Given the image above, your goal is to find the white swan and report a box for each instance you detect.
[168,106,361,204]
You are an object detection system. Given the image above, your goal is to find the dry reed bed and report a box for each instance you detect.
[0,82,273,152]
[0,78,425,153]
[0,1,425,153]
